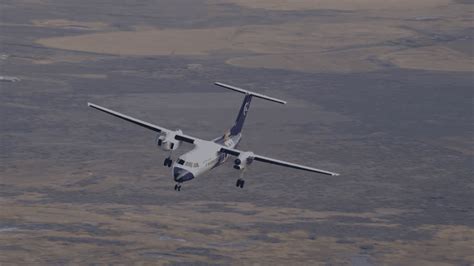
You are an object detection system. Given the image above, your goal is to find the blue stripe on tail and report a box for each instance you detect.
[230,94,252,136]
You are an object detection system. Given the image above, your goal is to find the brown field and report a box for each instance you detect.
[36,22,412,57]
[35,1,472,73]
[214,0,453,11]
[380,45,473,72]
[2,198,473,265]
[32,19,109,31]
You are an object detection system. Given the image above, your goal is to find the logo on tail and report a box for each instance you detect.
[243,102,250,116]
[230,94,253,136]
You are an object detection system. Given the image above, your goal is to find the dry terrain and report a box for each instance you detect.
[1,0,473,265]
[35,0,472,72]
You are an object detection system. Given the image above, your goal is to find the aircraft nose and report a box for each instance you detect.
[173,167,194,183]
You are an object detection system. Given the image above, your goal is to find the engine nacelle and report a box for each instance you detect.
[156,129,182,151]
[233,152,254,170]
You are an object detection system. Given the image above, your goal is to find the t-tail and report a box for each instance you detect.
[215,82,286,136]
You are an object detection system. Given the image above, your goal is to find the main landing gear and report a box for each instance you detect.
[174,183,182,191]
[164,152,173,167]
[164,157,172,167]
[235,167,246,189]
[236,178,245,188]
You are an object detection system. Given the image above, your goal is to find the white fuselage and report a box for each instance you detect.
[171,134,240,182]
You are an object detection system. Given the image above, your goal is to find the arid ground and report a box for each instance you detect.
[1,0,473,265]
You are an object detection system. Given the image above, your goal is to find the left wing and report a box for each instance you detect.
[220,147,339,176]
[88,102,199,144]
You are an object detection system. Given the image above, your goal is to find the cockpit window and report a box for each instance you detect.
[177,159,185,165]
[185,162,193,167]
[193,163,199,168]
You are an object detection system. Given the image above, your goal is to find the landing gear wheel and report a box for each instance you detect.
[174,184,181,191]
[164,158,172,167]
[236,179,245,188]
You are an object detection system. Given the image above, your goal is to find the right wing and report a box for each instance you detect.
[220,147,339,176]
[88,102,198,144]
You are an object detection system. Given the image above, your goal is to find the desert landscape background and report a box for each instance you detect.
[1,0,473,265]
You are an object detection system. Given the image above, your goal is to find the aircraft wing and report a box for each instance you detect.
[88,103,198,144]
[219,147,339,176]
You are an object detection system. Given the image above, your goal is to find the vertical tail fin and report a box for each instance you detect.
[215,82,286,136]
[230,94,252,135]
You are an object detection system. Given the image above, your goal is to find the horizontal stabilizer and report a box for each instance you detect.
[215,82,286,104]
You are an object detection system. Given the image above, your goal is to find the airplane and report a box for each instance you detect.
[88,82,339,191]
